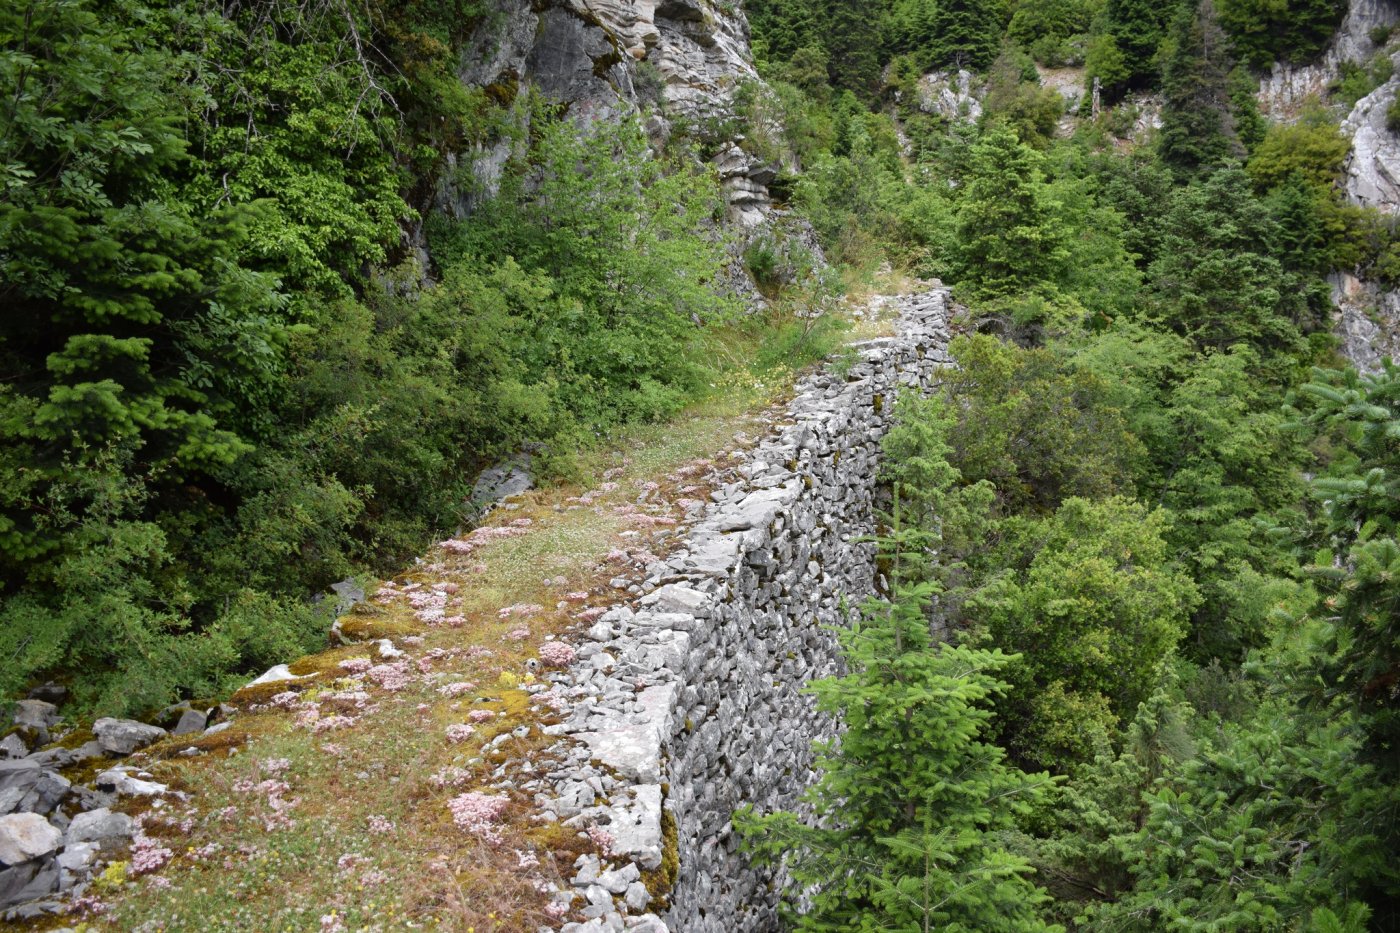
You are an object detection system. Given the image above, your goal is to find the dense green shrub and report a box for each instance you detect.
[738,522,1060,931]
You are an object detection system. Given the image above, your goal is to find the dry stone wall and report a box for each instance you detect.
[537,290,952,932]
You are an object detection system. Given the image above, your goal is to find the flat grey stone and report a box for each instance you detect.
[597,863,639,894]
[604,785,664,870]
[624,881,651,912]
[0,858,58,911]
[172,709,208,736]
[0,813,61,865]
[10,702,57,734]
[93,768,168,798]
[65,808,132,846]
[0,762,68,816]
[92,718,165,755]
[639,585,712,616]
[56,841,96,890]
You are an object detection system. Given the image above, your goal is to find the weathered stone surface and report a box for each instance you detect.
[65,808,133,847]
[471,456,534,511]
[172,709,208,736]
[1330,271,1400,372]
[605,784,665,870]
[915,69,983,122]
[93,768,170,798]
[329,578,365,615]
[92,718,166,755]
[443,0,774,230]
[1342,55,1400,216]
[0,859,59,912]
[56,841,97,890]
[533,290,951,933]
[0,761,69,817]
[1260,0,1399,116]
[10,702,58,736]
[0,813,61,866]
[0,737,26,761]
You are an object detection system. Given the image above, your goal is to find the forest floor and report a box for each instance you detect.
[33,291,906,933]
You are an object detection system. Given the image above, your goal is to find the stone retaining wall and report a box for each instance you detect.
[541,290,952,932]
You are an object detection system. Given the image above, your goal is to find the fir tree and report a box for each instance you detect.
[737,510,1060,932]
[889,0,1003,72]
[1101,0,1178,88]
[1158,0,1246,177]
[952,128,1068,297]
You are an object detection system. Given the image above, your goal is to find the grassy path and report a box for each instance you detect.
[39,303,901,933]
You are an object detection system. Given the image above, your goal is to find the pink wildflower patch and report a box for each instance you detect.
[587,825,616,857]
[367,815,395,834]
[408,589,448,625]
[497,603,542,619]
[579,607,608,622]
[448,792,510,844]
[129,833,173,875]
[269,691,302,709]
[339,658,373,674]
[430,767,471,788]
[438,524,530,556]
[259,758,291,775]
[465,646,494,660]
[505,627,531,641]
[565,591,589,600]
[446,724,476,743]
[366,661,411,692]
[467,709,495,723]
[311,715,357,733]
[539,641,577,668]
[438,682,474,699]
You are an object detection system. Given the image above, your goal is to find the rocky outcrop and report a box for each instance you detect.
[1257,0,1399,120]
[443,0,777,226]
[1322,4,1400,369]
[915,69,984,123]
[0,700,228,920]
[1330,272,1400,370]
[1342,49,1400,213]
[1254,0,1400,370]
[532,290,952,932]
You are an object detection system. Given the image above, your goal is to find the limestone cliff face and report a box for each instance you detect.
[1257,0,1399,120]
[443,0,776,227]
[1253,0,1400,371]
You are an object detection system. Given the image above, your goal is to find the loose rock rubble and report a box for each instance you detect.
[527,289,952,932]
[0,695,214,920]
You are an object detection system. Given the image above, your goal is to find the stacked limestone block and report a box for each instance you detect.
[536,290,952,932]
